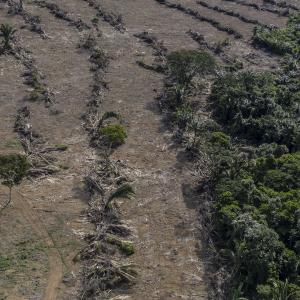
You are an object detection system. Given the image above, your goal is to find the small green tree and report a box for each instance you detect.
[166,50,216,87]
[0,24,17,51]
[0,154,29,212]
[99,124,127,148]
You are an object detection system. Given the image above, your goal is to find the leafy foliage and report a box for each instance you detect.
[0,154,29,188]
[105,183,135,214]
[0,154,29,211]
[99,124,127,147]
[253,14,300,57]
[90,48,109,69]
[204,60,300,298]
[209,69,300,150]
[166,50,216,87]
[162,50,215,110]
[108,184,135,202]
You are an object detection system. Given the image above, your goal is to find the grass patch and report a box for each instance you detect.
[4,139,22,150]
[0,256,10,271]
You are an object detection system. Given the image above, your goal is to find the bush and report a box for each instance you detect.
[174,105,193,129]
[0,154,29,211]
[99,124,127,147]
[90,48,109,69]
[210,131,231,148]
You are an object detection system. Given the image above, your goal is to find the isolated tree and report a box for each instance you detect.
[0,154,29,212]
[167,50,216,87]
[0,24,17,51]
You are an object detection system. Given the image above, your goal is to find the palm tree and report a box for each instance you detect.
[105,184,135,210]
[0,24,17,50]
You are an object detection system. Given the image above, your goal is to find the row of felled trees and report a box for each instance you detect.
[0,24,27,212]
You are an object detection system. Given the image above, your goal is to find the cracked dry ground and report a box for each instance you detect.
[0,0,293,299]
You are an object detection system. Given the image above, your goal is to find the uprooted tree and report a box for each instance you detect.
[0,153,29,212]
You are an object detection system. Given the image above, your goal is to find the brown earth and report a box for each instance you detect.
[0,0,287,299]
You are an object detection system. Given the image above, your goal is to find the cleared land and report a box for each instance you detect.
[0,0,298,299]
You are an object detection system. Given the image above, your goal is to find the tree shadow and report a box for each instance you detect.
[71,185,90,204]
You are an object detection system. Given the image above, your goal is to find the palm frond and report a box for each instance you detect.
[0,24,16,36]
[108,184,135,201]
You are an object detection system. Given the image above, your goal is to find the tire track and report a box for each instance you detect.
[15,190,63,300]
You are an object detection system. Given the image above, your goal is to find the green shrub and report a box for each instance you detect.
[91,17,99,24]
[174,105,193,129]
[118,240,135,255]
[90,48,109,69]
[210,131,231,148]
[99,124,127,147]
[257,280,300,300]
